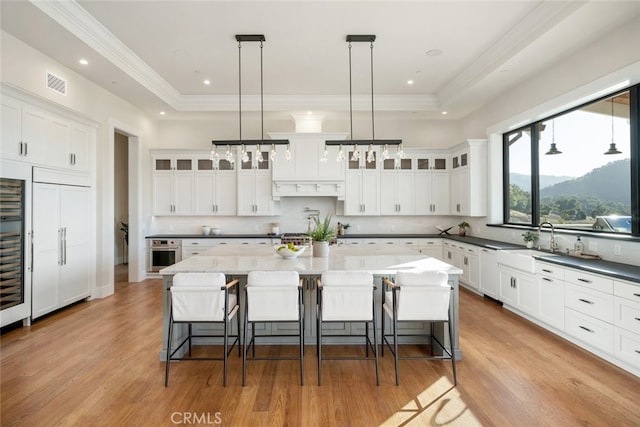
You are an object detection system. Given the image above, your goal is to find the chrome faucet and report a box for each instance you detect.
[538,221,559,252]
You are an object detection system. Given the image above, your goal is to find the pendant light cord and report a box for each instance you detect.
[348,42,353,141]
[238,40,242,142]
[611,97,614,143]
[370,40,375,141]
[261,40,264,140]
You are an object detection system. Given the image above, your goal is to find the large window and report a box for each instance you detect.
[504,85,639,236]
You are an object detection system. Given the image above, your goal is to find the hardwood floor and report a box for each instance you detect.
[1,278,639,426]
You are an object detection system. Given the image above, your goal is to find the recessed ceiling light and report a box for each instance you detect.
[441,111,448,115]
[203,79,211,85]
[426,49,443,57]
[407,80,414,85]
[160,111,166,115]
[79,58,88,65]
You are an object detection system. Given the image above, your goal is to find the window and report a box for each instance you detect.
[504,85,639,236]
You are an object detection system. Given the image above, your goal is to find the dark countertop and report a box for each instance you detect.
[145,233,637,283]
[534,254,640,284]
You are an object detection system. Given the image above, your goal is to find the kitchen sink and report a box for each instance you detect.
[496,249,560,273]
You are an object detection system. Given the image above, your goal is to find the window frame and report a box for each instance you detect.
[503,84,640,237]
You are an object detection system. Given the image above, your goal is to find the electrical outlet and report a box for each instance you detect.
[614,244,621,256]
[588,240,598,252]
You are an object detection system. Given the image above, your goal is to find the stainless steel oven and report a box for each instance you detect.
[148,239,182,272]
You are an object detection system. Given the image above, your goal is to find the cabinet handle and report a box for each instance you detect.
[635,350,640,354]
[464,256,468,265]
[70,153,74,165]
[19,142,23,156]
[633,293,640,298]
[542,277,552,282]
[24,142,28,156]
[63,227,67,265]
[542,269,552,273]
[634,317,640,322]
[578,298,594,305]
[578,325,594,333]
[577,278,592,284]
[58,228,63,265]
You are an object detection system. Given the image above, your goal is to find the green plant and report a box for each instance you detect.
[458,221,470,229]
[307,214,336,242]
[121,222,129,245]
[342,223,350,230]
[521,230,539,243]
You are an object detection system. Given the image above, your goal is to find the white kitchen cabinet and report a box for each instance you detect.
[418,239,442,259]
[479,248,499,298]
[32,180,91,319]
[152,154,195,215]
[412,152,450,215]
[536,263,565,330]
[237,150,279,216]
[344,148,379,215]
[450,140,487,217]
[499,265,538,316]
[380,158,414,215]
[194,157,236,215]
[444,241,479,292]
[1,94,92,171]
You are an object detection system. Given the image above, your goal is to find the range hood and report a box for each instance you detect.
[269,132,348,199]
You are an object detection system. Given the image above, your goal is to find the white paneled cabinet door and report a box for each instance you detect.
[32,184,61,318]
[59,186,91,304]
[152,173,174,215]
[431,172,451,215]
[69,125,91,171]
[172,172,195,215]
[151,155,194,215]
[0,95,23,162]
[32,182,91,319]
[215,172,237,215]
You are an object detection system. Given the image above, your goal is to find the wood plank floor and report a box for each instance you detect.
[2,272,639,426]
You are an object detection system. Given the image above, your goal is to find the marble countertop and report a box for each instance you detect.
[159,244,463,276]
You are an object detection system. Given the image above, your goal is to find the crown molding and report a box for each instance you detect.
[30,0,181,106]
[437,1,586,108]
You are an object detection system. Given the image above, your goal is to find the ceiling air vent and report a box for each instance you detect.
[46,71,67,96]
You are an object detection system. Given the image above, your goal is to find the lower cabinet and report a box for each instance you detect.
[445,241,479,292]
[498,265,537,317]
[32,181,91,319]
[479,248,498,298]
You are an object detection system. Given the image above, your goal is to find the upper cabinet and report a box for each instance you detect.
[380,157,414,215]
[450,139,487,217]
[151,153,195,215]
[194,156,236,216]
[1,93,94,172]
[344,147,380,215]
[413,151,450,216]
[237,149,279,216]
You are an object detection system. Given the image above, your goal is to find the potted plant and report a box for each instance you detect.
[458,221,470,237]
[307,214,336,257]
[342,223,350,235]
[521,230,539,248]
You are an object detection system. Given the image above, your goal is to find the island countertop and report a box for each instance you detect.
[159,244,463,276]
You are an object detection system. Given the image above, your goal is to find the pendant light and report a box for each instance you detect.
[545,119,562,155]
[211,35,289,159]
[604,97,622,155]
[325,35,401,161]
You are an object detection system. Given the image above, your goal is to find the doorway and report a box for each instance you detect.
[114,131,129,290]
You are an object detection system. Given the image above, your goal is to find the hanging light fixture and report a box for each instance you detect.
[211,35,289,158]
[325,35,401,161]
[604,96,622,155]
[545,120,562,155]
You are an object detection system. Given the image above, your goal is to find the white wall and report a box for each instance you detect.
[458,15,640,266]
[1,30,158,296]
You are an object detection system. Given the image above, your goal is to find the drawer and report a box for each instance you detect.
[614,280,640,302]
[565,308,614,354]
[565,282,614,323]
[565,269,613,293]
[183,239,212,247]
[536,262,565,280]
[614,327,640,369]
[614,296,640,334]
[183,248,206,257]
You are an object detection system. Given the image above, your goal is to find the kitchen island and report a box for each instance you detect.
[159,244,463,360]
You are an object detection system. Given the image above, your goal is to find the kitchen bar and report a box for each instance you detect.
[159,244,463,360]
